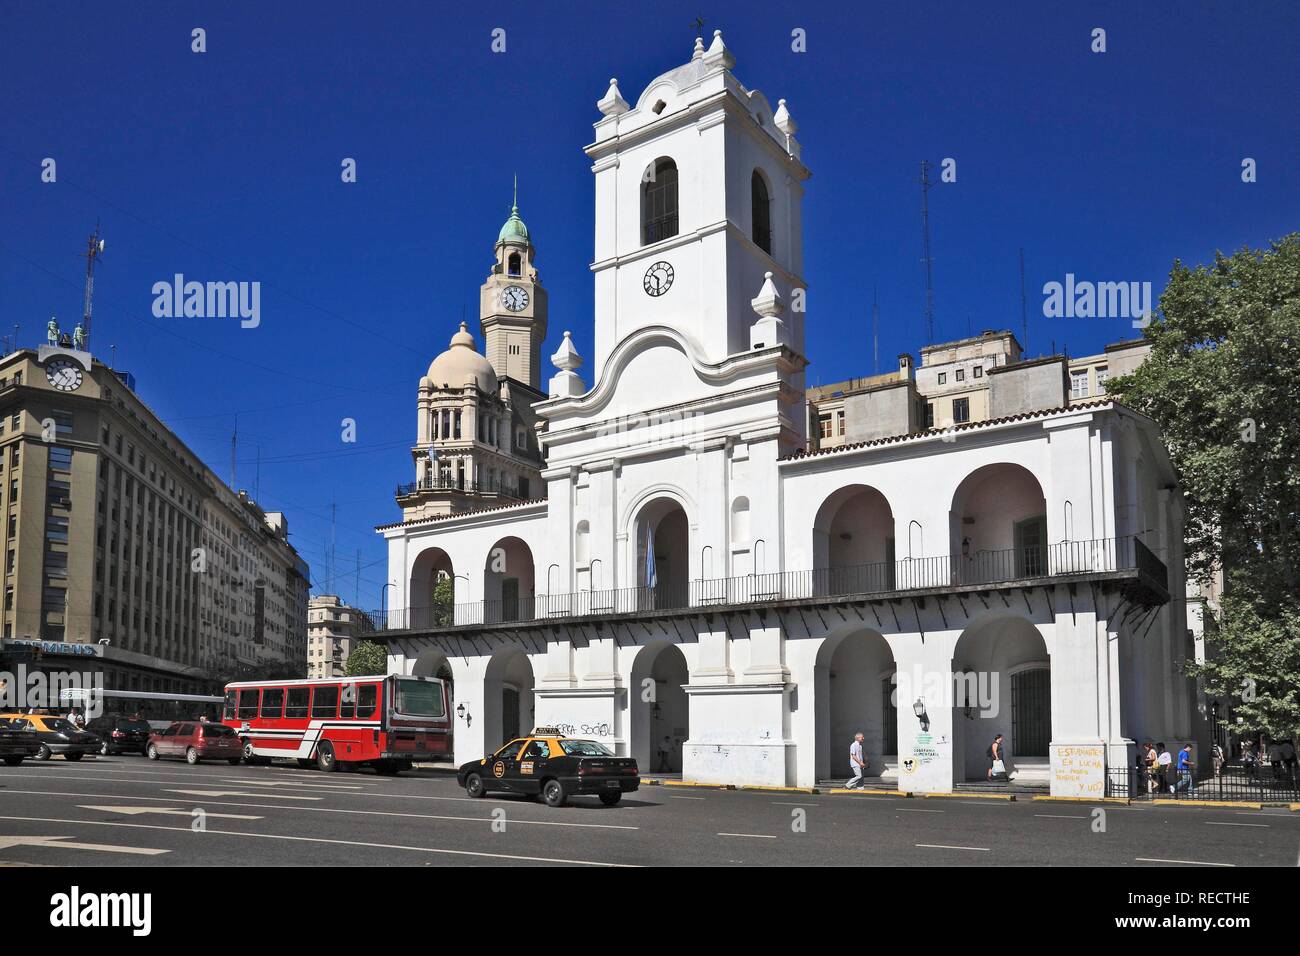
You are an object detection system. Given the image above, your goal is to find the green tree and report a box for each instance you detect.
[1109,234,1300,738]
[346,639,389,677]
[433,576,455,627]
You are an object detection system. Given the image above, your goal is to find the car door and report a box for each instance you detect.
[175,723,197,757]
[157,724,179,756]
[517,739,551,794]
[488,739,525,792]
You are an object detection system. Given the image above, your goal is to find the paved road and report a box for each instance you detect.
[0,756,1295,867]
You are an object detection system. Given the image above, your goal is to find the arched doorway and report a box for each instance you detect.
[483,537,535,623]
[951,616,1050,781]
[629,642,689,773]
[813,485,896,595]
[815,629,897,782]
[636,497,690,610]
[950,463,1047,585]
[408,548,454,629]
[484,647,534,748]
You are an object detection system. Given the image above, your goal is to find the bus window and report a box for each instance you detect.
[339,684,356,719]
[357,684,378,719]
[262,687,285,719]
[237,689,260,720]
[311,685,339,719]
[223,691,237,720]
[286,687,309,718]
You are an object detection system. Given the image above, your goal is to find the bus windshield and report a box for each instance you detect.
[393,678,445,718]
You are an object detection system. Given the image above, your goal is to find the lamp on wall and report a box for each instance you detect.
[457,701,472,728]
[913,697,930,732]
[961,537,971,558]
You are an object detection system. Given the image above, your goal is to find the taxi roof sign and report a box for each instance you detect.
[531,726,564,736]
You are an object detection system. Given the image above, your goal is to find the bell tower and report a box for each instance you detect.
[480,182,548,389]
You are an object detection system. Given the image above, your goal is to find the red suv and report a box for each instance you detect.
[146,721,242,765]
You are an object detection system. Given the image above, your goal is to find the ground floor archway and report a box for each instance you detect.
[815,628,897,782]
[629,642,689,773]
[483,647,534,749]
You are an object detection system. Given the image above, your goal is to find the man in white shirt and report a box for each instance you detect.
[845,732,868,789]
[1156,743,1173,793]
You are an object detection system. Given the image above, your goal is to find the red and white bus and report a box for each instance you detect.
[222,674,450,774]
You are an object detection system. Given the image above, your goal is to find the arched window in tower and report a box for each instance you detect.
[642,158,679,245]
[507,252,521,277]
[751,170,772,255]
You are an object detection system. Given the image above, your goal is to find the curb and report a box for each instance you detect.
[827,787,911,798]
[738,784,820,794]
[661,780,735,790]
[922,791,1016,802]
[1151,798,1263,810]
[1033,795,1131,805]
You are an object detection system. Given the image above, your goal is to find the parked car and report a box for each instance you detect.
[0,713,101,761]
[146,721,242,764]
[85,714,153,756]
[0,717,43,766]
[458,727,640,807]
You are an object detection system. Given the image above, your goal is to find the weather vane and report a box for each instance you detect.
[691,16,705,36]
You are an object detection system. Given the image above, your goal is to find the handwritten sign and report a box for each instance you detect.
[1051,744,1105,798]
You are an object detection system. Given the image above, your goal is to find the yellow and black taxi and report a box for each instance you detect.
[0,718,43,766]
[0,713,100,761]
[457,727,639,807]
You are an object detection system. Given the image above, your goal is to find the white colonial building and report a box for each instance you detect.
[377,32,1203,795]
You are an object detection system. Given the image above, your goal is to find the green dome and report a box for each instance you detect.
[497,204,530,245]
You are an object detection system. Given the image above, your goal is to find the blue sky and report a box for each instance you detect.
[2,1,1296,610]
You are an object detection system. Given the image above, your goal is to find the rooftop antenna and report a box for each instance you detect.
[329,496,338,594]
[918,161,936,344]
[230,415,238,489]
[80,223,105,350]
[872,284,880,375]
[1018,248,1028,353]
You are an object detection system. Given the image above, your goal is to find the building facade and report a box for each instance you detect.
[0,341,309,697]
[307,594,375,678]
[376,34,1202,795]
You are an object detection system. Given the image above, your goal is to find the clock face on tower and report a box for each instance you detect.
[502,285,530,312]
[643,261,674,297]
[45,358,83,392]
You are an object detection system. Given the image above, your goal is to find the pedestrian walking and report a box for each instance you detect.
[845,732,868,789]
[656,735,673,773]
[1211,741,1224,777]
[1242,740,1258,781]
[1175,744,1195,794]
[1281,739,1297,780]
[1156,742,1173,793]
[987,734,1007,782]
[1267,739,1284,781]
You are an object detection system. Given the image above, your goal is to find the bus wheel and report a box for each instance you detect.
[241,740,259,764]
[186,747,200,765]
[315,740,337,772]
[146,743,160,760]
[465,773,486,798]
[542,779,568,808]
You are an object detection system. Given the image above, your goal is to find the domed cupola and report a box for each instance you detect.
[427,322,498,393]
[497,203,530,247]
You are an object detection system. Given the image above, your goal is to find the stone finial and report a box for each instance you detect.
[774,99,797,137]
[549,331,586,398]
[691,36,705,61]
[749,273,790,351]
[597,77,630,117]
[750,272,785,318]
[703,29,735,71]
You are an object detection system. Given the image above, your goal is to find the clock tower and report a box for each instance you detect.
[480,189,548,389]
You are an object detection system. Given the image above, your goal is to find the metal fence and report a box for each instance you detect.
[375,535,1165,632]
[1106,762,1299,802]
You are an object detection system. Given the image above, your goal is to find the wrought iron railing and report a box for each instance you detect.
[396,476,524,499]
[1107,762,1299,802]
[374,535,1166,632]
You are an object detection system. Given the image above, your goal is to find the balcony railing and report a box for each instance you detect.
[396,476,525,499]
[374,535,1167,633]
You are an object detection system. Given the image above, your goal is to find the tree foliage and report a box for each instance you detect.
[1109,234,1300,737]
[345,639,389,677]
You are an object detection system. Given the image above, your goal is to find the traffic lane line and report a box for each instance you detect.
[1135,857,1235,867]
[0,770,463,801]
[0,789,639,829]
[1204,821,1269,828]
[1035,813,1088,819]
[0,815,636,867]
[916,843,990,851]
[896,808,944,813]
[717,832,776,839]
[0,768,378,794]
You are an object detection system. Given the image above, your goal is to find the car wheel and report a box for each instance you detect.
[465,772,486,798]
[186,747,200,765]
[599,791,622,806]
[35,744,52,761]
[241,740,258,764]
[99,741,110,756]
[146,743,160,760]
[3,755,23,766]
[65,752,84,762]
[315,740,336,772]
[542,778,567,808]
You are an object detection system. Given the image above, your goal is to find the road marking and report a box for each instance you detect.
[0,815,633,867]
[1035,813,1087,819]
[1205,821,1269,828]
[665,795,706,800]
[0,791,635,830]
[0,835,168,856]
[1135,857,1235,867]
[218,779,366,791]
[79,805,263,821]
[164,789,321,801]
[897,808,944,813]
[954,800,1011,807]
[718,832,776,839]
[772,802,819,807]
[916,843,990,851]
